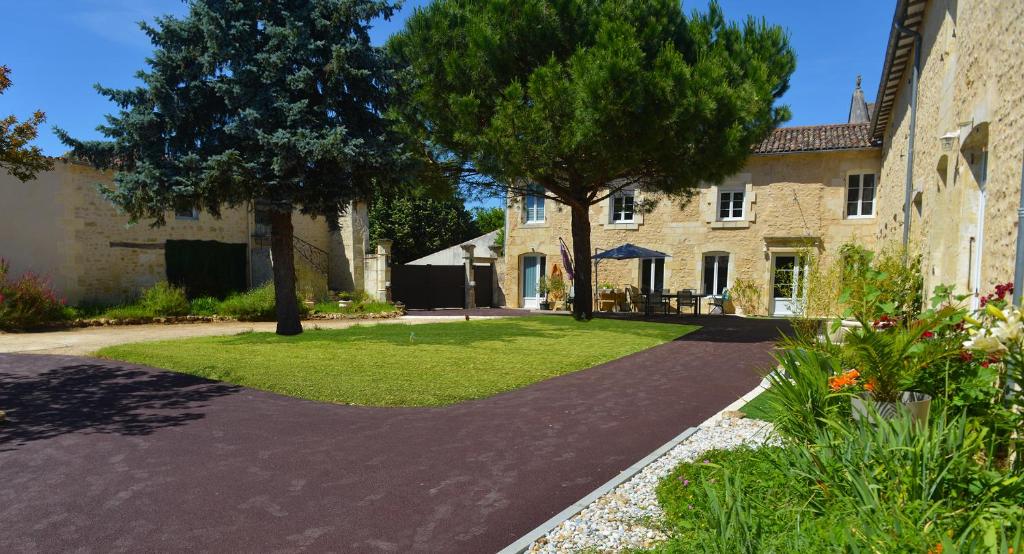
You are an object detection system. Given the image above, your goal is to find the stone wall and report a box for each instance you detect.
[0,160,361,304]
[504,149,882,314]
[874,0,1024,298]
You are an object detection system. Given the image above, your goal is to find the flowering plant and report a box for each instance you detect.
[843,306,958,403]
[828,368,877,393]
[0,258,69,330]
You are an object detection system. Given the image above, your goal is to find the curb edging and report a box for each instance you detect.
[496,426,699,554]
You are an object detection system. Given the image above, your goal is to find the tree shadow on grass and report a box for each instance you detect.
[0,360,240,451]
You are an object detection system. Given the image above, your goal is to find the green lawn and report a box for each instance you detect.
[739,389,776,421]
[98,316,696,407]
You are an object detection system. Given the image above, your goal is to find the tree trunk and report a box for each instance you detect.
[570,201,593,320]
[269,209,303,336]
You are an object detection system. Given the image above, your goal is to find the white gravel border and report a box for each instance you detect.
[499,379,774,554]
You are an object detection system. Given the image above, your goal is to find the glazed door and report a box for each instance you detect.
[771,255,806,316]
[521,255,546,309]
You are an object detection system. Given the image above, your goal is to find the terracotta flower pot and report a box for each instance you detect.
[851,391,931,425]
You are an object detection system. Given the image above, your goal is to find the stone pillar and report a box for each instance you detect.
[376,239,392,302]
[489,244,502,308]
[461,244,476,309]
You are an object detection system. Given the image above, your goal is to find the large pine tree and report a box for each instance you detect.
[59,0,401,335]
[390,0,796,319]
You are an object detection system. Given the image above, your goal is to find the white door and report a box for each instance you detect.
[521,255,546,309]
[771,255,806,316]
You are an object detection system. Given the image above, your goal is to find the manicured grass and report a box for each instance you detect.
[98,316,696,407]
[738,389,776,422]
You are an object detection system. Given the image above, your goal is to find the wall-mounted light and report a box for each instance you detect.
[940,131,958,151]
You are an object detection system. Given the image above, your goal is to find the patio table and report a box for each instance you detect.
[639,291,672,317]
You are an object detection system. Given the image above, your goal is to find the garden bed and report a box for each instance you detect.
[526,416,775,553]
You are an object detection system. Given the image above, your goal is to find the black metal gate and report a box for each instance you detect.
[391,264,495,310]
[391,265,464,309]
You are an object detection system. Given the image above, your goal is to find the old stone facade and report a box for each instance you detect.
[0,159,370,304]
[504,144,882,315]
[504,0,1024,315]
[871,0,1024,303]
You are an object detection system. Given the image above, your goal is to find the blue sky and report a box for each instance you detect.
[2,1,892,208]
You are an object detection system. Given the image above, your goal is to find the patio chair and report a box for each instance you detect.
[676,289,698,315]
[647,290,668,316]
[709,289,729,315]
[625,285,644,313]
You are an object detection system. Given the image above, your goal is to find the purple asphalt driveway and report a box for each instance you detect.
[0,315,789,553]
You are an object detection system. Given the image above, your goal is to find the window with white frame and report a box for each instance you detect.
[524,184,545,223]
[718,187,744,220]
[846,173,876,217]
[175,207,199,221]
[610,189,635,223]
[702,254,729,295]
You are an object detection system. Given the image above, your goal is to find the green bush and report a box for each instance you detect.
[139,281,190,316]
[100,304,156,320]
[839,243,923,323]
[189,296,220,316]
[218,283,277,321]
[652,413,1024,553]
[0,258,70,330]
[649,277,1024,554]
[218,282,310,321]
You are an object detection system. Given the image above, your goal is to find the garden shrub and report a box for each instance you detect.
[839,243,923,323]
[728,278,761,315]
[651,279,1024,553]
[218,282,310,321]
[139,281,190,316]
[189,296,220,316]
[99,304,156,320]
[0,258,69,330]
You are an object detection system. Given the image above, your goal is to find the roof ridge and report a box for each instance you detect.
[772,122,872,131]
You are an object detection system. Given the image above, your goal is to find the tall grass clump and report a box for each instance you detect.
[139,281,190,316]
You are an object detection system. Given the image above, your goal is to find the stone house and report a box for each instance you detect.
[0,158,371,305]
[503,0,1024,315]
[504,115,882,315]
[870,0,1024,305]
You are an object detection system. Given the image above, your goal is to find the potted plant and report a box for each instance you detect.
[537,276,550,310]
[547,273,567,310]
[837,308,955,425]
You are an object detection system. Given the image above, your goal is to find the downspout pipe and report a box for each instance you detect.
[894,19,921,262]
[1014,149,1024,306]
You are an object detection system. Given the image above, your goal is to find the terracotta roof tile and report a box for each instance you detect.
[753,123,879,154]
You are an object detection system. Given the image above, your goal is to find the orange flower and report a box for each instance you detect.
[829,369,861,391]
[927,543,943,554]
[865,379,876,392]
[827,368,860,391]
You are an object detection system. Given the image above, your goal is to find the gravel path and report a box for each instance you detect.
[528,417,777,553]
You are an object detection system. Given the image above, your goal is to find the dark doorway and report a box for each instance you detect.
[474,264,494,308]
[165,240,248,299]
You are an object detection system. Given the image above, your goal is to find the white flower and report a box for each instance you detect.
[963,333,1008,354]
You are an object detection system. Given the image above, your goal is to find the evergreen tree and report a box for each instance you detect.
[58,0,402,335]
[390,0,796,319]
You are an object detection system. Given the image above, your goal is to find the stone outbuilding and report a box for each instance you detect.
[0,159,372,304]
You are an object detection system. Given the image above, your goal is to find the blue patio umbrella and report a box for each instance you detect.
[592,244,670,304]
[592,243,669,260]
